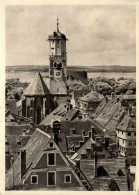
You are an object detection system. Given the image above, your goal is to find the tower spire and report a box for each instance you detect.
[57,17,59,32]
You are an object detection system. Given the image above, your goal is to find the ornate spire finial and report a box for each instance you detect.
[57,16,59,32]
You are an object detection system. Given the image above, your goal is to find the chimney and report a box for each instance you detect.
[94,151,98,177]
[52,120,61,145]
[117,96,119,103]
[91,126,95,139]
[105,95,108,102]
[95,136,101,144]
[104,136,109,149]
[111,92,115,100]
[82,130,85,137]
[21,149,26,178]
[89,131,92,138]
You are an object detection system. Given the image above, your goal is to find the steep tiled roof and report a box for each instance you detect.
[66,135,83,149]
[79,91,104,103]
[6,125,34,136]
[50,80,67,94]
[80,158,128,191]
[92,98,108,118]
[6,110,32,125]
[40,105,67,126]
[24,72,50,96]
[60,121,94,135]
[5,128,51,188]
[117,116,136,132]
[66,108,79,121]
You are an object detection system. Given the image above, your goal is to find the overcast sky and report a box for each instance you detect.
[5,4,136,66]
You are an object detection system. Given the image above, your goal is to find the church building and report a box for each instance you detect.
[21,72,55,124]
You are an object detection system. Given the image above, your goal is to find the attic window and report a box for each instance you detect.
[64,174,71,183]
[121,123,124,126]
[117,169,125,176]
[31,175,38,184]
[48,153,55,165]
[49,142,53,148]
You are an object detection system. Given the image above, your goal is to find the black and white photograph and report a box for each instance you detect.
[4,1,137,191]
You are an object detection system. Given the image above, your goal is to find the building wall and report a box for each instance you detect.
[117,130,136,156]
[22,96,55,124]
[24,151,82,189]
[25,170,81,189]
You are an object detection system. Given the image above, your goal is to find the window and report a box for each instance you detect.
[134,132,136,136]
[47,172,56,186]
[123,140,124,144]
[49,142,53,148]
[31,175,38,184]
[122,132,123,135]
[129,142,132,146]
[128,132,131,136]
[48,153,55,165]
[64,174,71,183]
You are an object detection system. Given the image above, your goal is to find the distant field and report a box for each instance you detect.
[6,65,136,73]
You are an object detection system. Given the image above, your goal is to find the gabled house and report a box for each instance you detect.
[116,115,136,159]
[77,91,104,116]
[5,128,86,190]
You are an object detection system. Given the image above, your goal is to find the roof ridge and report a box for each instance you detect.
[36,128,51,138]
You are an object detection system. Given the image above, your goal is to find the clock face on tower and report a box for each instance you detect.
[54,70,61,78]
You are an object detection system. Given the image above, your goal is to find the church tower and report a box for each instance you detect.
[48,18,68,96]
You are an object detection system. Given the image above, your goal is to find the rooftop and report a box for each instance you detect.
[24,72,50,96]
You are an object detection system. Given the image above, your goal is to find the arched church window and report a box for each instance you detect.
[27,106,30,118]
[30,99,34,107]
[37,107,41,124]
